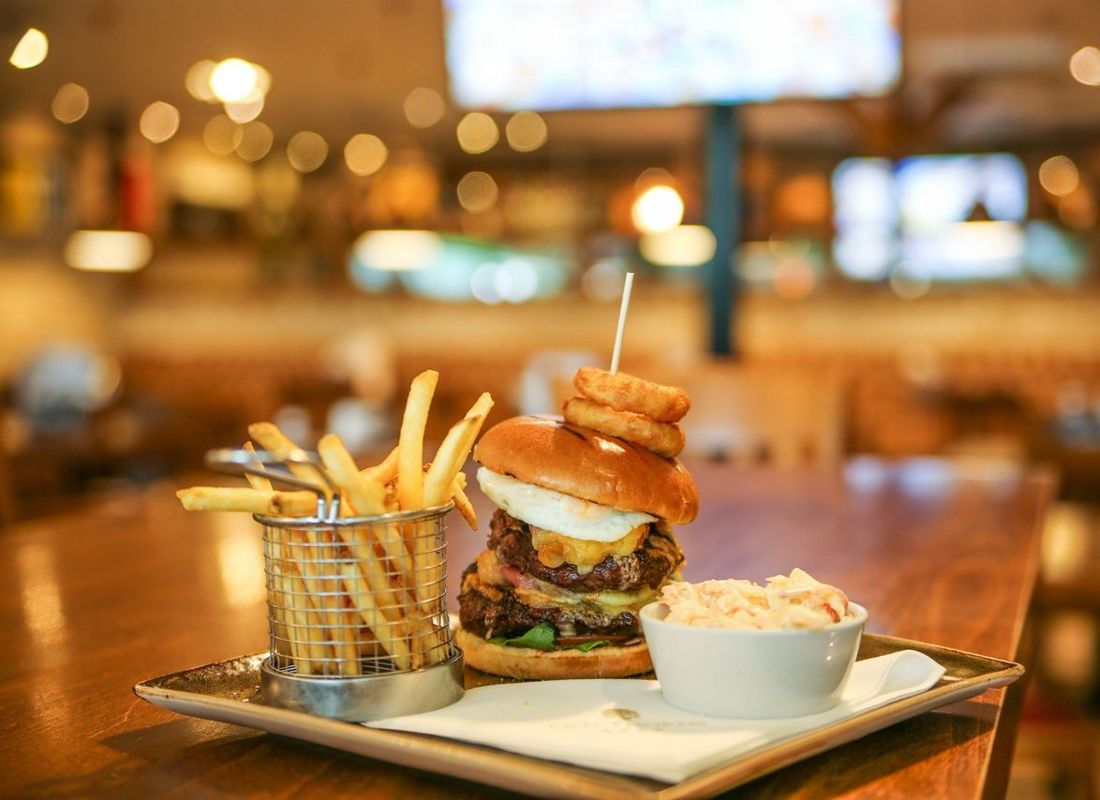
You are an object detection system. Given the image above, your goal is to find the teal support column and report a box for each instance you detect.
[703,105,740,357]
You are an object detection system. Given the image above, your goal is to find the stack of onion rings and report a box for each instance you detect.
[562,368,690,458]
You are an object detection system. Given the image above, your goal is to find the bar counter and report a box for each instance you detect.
[0,458,1052,798]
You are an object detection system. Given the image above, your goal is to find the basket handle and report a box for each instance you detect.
[204,448,342,520]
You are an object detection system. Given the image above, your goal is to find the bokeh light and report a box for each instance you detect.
[64,231,152,273]
[635,167,675,191]
[344,134,388,176]
[139,102,180,144]
[631,185,684,233]
[505,111,548,152]
[210,58,261,103]
[773,257,817,300]
[51,84,89,124]
[9,28,48,69]
[404,87,446,128]
[203,115,242,156]
[470,258,538,304]
[1069,46,1100,86]
[889,263,931,300]
[639,225,716,267]
[456,112,498,154]
[225,94,264,123]
[456,171,498,213]
[185,60,218,102]
[1038,155,1079,196]
[581,258,630,302]
[235,120,273,162]
[352,230,442,271]
[286,131,329,173]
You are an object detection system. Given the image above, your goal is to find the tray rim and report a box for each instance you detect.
[133,633,1024,800]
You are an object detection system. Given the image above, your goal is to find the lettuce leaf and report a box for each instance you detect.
[489,623,557,651]
[575,640,611,652]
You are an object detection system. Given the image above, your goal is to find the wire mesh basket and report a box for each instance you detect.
[260,505,458,677]
[206,447,464,721]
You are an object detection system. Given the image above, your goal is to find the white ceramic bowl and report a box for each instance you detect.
[640,601,867,719]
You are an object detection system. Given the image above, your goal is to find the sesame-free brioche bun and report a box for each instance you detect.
[455,624,652,679]
[473,416,699,524]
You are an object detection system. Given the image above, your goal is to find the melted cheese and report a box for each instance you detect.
[476,549,507,586]
[531,525,648,570]
[515,578,659,617]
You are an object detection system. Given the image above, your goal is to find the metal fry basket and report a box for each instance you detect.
[206,448,464,722]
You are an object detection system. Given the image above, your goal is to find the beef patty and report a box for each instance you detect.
[487,509,683,593]
[457,564,641,639]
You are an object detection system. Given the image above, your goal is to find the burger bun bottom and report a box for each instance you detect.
[455,625,653,680]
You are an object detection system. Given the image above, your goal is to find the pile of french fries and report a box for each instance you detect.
[177,370,491,676]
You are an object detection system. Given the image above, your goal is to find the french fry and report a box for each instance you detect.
[423,392,493,506]
[415,392,494,663]
[176,487,318,516]
[318,434,386,515]
[452,478,478,531]
[180,370,489,676]
[338,561,412,670]
[397,370,439,511]
[320,434,420,651]
[243,442,274,491]
[248,422,331,498]
[248,423,348,672]
[318,536,360,675]
[362,446,398,484]
[287,528,348,675]
[320,433,415,579]
[279,531,329,674]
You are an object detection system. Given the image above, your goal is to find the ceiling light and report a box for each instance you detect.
[457,171,498,213]
[1039,155,1079,196]
[631,185,684,234]
[404,87,446,128]
[225,94,264,123]
[51,84,89,124]
[185,60,217,102]
[236,121,274,163]
[639,225,716,267]
[352,230,442,271]
[344,134,387,176]
[10,28,48,69]
[505,111,548,152]
[456,112,498,154]
[1069,46,1100,86]
[203,115,243,156]
[64,231,152,273]
[139,102,180,144]
[210,58,260,103]
[287,131,328,173]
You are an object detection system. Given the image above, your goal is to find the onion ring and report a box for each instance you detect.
[562,396,685,458]
[574,367,690,423]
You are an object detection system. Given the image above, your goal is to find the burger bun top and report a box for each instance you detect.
[473,415,698,524]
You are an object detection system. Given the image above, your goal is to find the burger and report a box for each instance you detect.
[455,415,698,679]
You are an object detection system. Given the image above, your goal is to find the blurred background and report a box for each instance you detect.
[1,0,1099,795]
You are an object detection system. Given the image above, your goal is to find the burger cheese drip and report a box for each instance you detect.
[531,524,649,572]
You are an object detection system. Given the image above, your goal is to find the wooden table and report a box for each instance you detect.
[0,458,1052,799]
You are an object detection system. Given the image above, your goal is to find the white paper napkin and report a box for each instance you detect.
[366,649,946,783]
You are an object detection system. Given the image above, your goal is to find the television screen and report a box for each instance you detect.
[443,0,901,111]
[833,154,1033,282]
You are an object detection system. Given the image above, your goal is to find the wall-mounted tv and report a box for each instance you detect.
[443,0,901,111]
[829,154,1077,283]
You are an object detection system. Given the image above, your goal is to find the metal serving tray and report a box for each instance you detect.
[134,634,1023,800]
